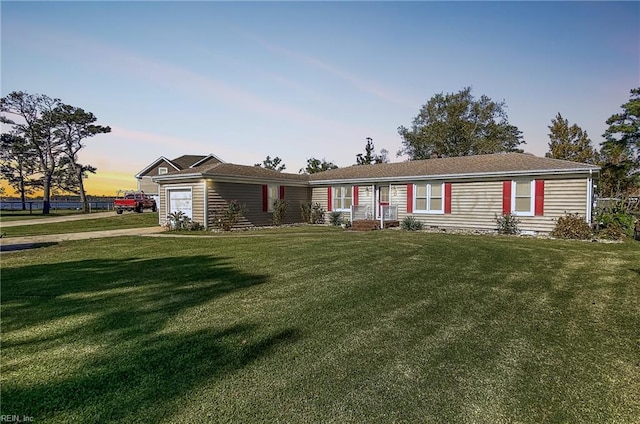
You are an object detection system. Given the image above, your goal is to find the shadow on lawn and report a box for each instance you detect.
[2,255,299,421]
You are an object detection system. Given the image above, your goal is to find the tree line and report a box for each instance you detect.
[1,91,111,214]
[259,86,639,198]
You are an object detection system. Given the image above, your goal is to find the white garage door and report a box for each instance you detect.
[168,189,192,218]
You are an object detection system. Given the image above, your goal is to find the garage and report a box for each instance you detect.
[168,189,192,218]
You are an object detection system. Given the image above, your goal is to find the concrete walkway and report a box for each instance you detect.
[0,226,164,252]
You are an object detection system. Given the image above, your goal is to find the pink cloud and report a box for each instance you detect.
[244,33,413,108]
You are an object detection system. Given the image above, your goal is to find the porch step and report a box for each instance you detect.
[350,220,400,231]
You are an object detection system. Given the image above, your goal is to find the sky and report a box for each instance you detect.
[1,1,639,196]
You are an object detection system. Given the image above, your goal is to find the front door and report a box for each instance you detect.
[376,185,390,219]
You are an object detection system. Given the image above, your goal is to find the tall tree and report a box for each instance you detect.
[398,87,524,159]
[0,133,37,209]
[598,88,640,198]
[299,157,338,174]
[1,91,110,214]
[47,104,111,212]
[1,91,63,214]
[545,113,598,164]
[356,137,385,165]
[255,156,286,172]
[603,87,640,161]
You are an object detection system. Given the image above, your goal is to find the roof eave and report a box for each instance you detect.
[153,172,309,186]
[309,167,600,185]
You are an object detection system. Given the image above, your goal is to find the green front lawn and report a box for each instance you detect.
[2,230,639,423]
[1,212,158,237]
[0,209,88,222]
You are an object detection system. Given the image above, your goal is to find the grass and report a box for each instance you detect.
[0,209,94,222]
[1,229,639,423]
[1,212,158,237]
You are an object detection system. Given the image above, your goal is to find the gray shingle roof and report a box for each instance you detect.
[171,155,208,170]
[308,153,599,183]
[156,162,309,182]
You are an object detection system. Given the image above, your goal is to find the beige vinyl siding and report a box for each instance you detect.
[399,177,590,234]
[208,182,310,228]
[311,187,331,222]
[518,177,589,233]
[401,181,503,231]
[282,186,311,224]
[137,177,159,195]
[209,182,267,228]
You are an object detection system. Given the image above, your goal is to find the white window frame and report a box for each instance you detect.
[332,186,353,212]
[413,183,445,214]
[165,186,193,219]
[158,167,168,175]
[267,184,279,213]
[511,180,535,217]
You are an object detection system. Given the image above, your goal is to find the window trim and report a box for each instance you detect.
[158,167,168,175]
[413,182,445,214]
[332,186,353,212]
[511,180,535,217]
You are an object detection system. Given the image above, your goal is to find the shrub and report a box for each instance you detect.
[300,202,311,223]
[301,202,325,224]
[495,213,521,235]
[329,211,343,226]
[401,216,423,231]
[185,220,204,231]
[550,213,592,239]
[272,199,289,226]
[595,209,635,240]
[212,200,246,231]
[165,211,204,231]
[311,203,325,224]
[166,211,187,230]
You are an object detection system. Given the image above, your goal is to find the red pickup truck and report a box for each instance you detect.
[114,191,157,214]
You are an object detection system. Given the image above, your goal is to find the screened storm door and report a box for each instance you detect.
[376,185,390,219]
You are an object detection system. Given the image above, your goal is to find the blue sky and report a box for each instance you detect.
[2,1,638,194]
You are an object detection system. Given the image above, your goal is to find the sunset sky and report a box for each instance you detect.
[1,1,638,196]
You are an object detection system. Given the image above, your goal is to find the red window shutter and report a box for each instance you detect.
[444,182,452,214]
[353,185,359,206]
[407,184,413,213]
[327,187,332,211]
[262,185,268,212]
[534,180,545,216]
[502,181,511,215]
[279,185,285,200]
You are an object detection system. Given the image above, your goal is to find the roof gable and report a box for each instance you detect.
[135,156,180,178]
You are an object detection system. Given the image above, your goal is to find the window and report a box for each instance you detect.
[512,180,534,216]
[158,167,168,175]
[413,183,444,214]
[267,184,279,212]
[332,186,352,211]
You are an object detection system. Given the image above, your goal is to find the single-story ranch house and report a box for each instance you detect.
[150,152,599,234]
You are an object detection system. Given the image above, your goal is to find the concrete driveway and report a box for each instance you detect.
[1,211,119,227]
[0,211,163,252]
